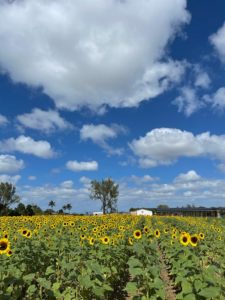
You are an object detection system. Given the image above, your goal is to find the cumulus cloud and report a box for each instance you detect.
[17,108,73,133]
[0,0,189,111]
[80,124,126,155]
[173,86,204,116]
[130,128,225,167]
[66,160,98,171]
[0,154,24,173]
[0,114,9,126]
[0,174,21,184]
[174,170,201,182]
[0,135,55,158]
[210,22,225,63]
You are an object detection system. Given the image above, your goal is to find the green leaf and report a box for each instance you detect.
[23,273,36,282]
[128,257,143,268]
[182,280,192,294]
[45,265,55,276]
[125,282,138,295]
[129,267,143,276]
[199,286,221,298]
[194,279,204,292]
[183,293,196,300]
[27,285,37,294]
[78,274,93,289]
[37,278,51,290]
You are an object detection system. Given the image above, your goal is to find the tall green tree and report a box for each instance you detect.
[90,178,119,214]
[48,200,56,210]
[0,182,20,215]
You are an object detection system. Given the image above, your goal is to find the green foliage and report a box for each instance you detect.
[0,182,20,215]
[90,178,119,214]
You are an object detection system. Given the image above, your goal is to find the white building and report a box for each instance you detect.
[92,211,103,216]
[131,209,153,216]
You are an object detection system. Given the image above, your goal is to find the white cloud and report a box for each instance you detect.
[80,124,126,155]
[194,72,211,89]
[0,154,24,174]
[0,174,21,184]
[17,108,73,133]
[203,87,225,111]
[0,135,55,158]
[210,22,225,63]
[217,163,225,173]
[0,0,189,111]
[129,175,158,184]
[60,180,74,188]
[130,128,225,167]
[79,176,91,185]
[0,114,9,126]
[66,160,98,171]
[174,170,201,182]
[28,176,36,181]
[173,86,204,116]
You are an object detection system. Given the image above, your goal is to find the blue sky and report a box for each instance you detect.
[1,0,225,212]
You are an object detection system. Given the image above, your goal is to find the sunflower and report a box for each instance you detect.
[102,236,110,244]
[22,229,28,236]
[154,229,160,238]
[80,234,86,240]
[89,237,95,245]
[180,233,190,246]
[198,233,205,240]
[133,230,142,239]
[0,238,10,255]
[143,226,149,233]
[6,249,12,257]
[128,237,133,245]
[190,234,198,247]
[26,230,32,238]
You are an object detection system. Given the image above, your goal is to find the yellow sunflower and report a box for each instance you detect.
[102,236,110,245]
[0,238,10,255]
[198,233,205,240]
[190,234,198,247]
[154,229,160,238]
[180,233,190,246]
[133,230,142,239]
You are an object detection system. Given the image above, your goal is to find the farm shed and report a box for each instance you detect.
[131,209,153,216]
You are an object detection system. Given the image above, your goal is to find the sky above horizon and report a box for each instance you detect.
[1,0,225,212]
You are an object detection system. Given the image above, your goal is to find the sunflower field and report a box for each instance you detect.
[0,214,224,300]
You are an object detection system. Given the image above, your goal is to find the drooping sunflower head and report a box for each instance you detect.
[89,237,95,245]
[0,238,10,254]
[128,237,133,245]
[133,230,142,239]
[190,234,198,247]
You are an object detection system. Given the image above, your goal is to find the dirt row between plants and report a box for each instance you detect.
[157,244,177,300]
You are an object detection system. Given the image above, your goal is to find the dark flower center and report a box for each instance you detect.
[0,242,7,250]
